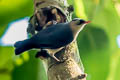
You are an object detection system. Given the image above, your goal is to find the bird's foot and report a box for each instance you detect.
[49,55,60,62]
[35,50,60,62]
[35,50,49,59]
[56,57,68,64]
[36,49,66,62]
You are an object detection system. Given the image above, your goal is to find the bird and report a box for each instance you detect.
[14,18,90,62]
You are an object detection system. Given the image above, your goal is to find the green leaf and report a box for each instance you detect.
[0,0,33,37]
[0,74,11,80]
[0,46,14,69]
[74,0,87,19]
[12,50,48,80]
[0,46,14,80]
[77,25,110,80]
[0,25,8,37]
[75,0,120,80]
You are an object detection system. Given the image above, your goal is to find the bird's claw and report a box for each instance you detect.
[56,57,68,64]
[35,50,49,59]
[35,50,60,62]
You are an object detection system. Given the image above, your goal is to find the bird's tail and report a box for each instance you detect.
[14,39,32,55]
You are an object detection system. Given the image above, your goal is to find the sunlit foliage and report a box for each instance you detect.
[0,0,120,80]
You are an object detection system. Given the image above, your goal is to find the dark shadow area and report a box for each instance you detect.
[77,24,110,53]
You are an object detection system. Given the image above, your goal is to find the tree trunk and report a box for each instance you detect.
[32,0,87,80]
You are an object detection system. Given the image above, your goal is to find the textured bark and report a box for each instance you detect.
[33,0,87,80]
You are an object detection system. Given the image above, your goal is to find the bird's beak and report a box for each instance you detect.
[84,21,91,24]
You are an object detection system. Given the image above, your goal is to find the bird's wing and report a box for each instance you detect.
[30,23,73,49]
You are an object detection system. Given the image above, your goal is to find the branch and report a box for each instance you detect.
[29,0,87,80]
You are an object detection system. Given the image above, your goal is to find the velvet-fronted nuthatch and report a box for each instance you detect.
[14,18,90,61]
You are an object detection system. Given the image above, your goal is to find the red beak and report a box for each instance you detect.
[85,21,91,24]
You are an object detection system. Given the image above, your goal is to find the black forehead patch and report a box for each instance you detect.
[72,18,86,25]
[79,19,85,24]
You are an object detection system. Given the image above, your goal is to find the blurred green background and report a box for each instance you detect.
[0,0,120,80]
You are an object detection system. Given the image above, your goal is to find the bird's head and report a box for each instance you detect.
[71,18,90,26]
[70,18,91,32]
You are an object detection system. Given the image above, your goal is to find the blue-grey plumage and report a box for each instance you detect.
[14,18,90,61]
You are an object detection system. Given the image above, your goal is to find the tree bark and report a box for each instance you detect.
[32,0,87,80]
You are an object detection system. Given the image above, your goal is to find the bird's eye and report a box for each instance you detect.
[79,19,85,24]
[72,18,86,25]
